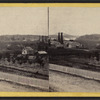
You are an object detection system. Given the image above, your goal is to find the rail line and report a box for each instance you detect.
[0,64,48,80]
[49,64,100,81]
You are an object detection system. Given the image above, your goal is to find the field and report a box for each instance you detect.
[48,48,100,72]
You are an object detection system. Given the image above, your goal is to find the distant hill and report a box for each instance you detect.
[50,33,77,40]
[0,35,40,42]
[0,34,76,42]
[76,34,100,41]
[0,35,41,51]
[76,34,100,49]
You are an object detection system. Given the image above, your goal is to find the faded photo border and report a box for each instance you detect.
[0,3,100,97]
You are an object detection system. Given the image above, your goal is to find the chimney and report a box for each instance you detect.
[42,36,44,42]
[45,36,48,42]
[58,32,61,42]
[39,36,40,41]
[61,32,63,44]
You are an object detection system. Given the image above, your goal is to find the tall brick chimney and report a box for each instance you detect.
[60,32,63,44]
[58,32,61,42]
[39,36,40,41]
[42,36,44,42]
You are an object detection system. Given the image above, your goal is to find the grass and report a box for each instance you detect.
[49,54,100,72]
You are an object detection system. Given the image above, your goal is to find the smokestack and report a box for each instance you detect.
[45,36,48,42]
[58,32,61,42]
[44,36,46,42]
[42,36,44,42]
[39,36,40,41]
[61,32,63,44]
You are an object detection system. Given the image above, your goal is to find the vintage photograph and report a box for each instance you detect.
[1,6,100,93]
[0,7,49,92]
[49,7,100,92]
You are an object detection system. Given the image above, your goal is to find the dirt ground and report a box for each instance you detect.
[0,80,44,92]
[49,70,100,92]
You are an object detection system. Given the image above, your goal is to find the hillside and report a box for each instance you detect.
[76,34,100,49]
[0,35,40,42]
[76,34,100,41]
[0,35,40,52]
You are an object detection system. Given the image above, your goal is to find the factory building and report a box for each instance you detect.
[50,32,83,49]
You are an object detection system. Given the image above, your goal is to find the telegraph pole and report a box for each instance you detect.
[47,7,51,46]
[48,7,49,37]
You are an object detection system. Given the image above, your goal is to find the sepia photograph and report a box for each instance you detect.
[48,7,100,92]
[0,7,49,92]
[1,5,100,94]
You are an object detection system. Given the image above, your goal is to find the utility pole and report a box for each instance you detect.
[48,7,49,37]
[47,7,51,46]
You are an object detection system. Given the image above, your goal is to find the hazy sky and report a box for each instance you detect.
[0,7,48,35]
[49,7,100,36]
[0,7,100,36]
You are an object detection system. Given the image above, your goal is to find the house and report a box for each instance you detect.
[22,47,34,55]
[64,40,83,48]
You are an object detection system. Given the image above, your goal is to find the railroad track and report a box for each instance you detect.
[50,60,100,73]
[0,64,48,80]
